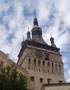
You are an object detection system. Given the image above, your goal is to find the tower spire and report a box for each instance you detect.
[33,10,38,26]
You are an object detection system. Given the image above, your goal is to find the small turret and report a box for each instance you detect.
[50,36,56,47]
[27,28,31,40]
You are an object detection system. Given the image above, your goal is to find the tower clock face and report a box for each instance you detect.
[45,52,49,60]
[35,50,43,58]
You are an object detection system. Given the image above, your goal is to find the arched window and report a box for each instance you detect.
[56,64,57,72]
[59,64,61,74]
[43,61,45,66]
[42,61,45,73]
[38,60,40,66]
[48,62,50,67]
[34,59,36,66]
[29,58,31,64]
[59,64,61,70]
[52,63,54,73]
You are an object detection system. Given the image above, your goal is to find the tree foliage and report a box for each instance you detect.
[0,66,28,90]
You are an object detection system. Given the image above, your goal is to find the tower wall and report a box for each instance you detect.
[18,45,65,90]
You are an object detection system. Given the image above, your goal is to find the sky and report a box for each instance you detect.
[0,0,70,82]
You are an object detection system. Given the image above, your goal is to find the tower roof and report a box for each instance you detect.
[32,15,46,44]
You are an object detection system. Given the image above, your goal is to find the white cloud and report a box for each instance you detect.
[0,0,9,12]
[66,69,70,82]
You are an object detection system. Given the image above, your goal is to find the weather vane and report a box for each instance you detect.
[34,9,36,18]
[28,27,29,31]
[50,29,53,37]
[50,32,52,37]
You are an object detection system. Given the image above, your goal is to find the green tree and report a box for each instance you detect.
[0,66,28,90]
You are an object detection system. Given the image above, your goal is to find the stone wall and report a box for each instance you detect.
[0,50,29,75]
[41,83,70,90]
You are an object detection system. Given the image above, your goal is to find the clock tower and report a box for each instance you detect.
[17,16,65,90]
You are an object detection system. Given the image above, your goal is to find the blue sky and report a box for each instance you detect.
[0,0,70,82]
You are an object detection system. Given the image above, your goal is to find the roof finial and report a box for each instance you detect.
[34,9,36,18]
[50,32,52,38]
[50,29,53,37]
[28,27,29,32]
